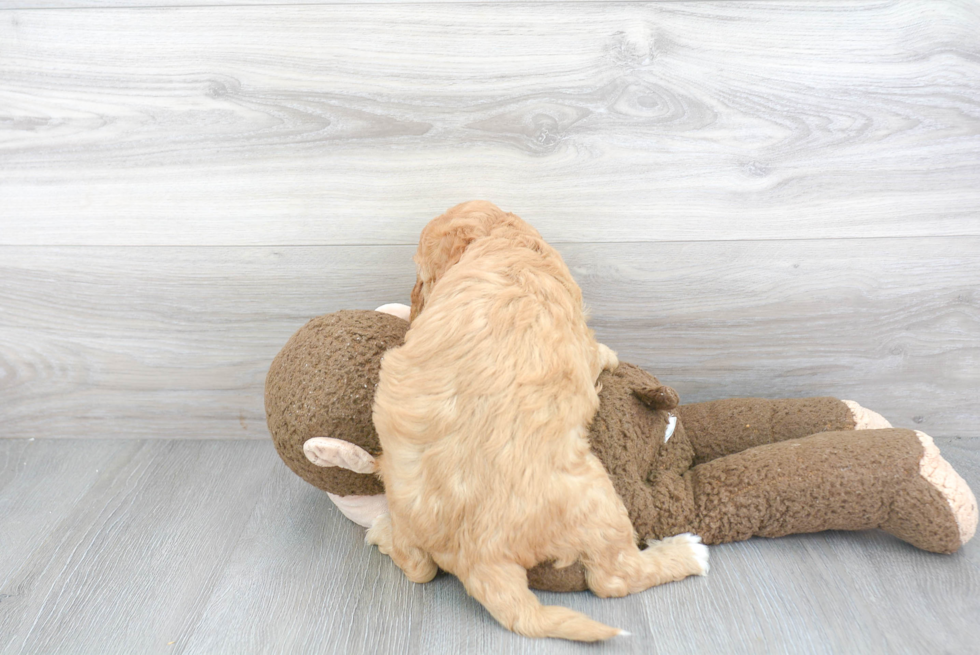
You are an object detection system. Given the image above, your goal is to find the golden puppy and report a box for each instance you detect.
[368,201,708,641]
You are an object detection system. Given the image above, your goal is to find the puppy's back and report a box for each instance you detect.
[378,233,595,436]
[373,232,602,550]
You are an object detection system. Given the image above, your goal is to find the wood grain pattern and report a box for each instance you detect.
[0,439,277,655]
[2,1,979,245]
[0,438,976,654]
[0,440,134,587]
[7,0,678,7]
[1,238,977,439]
[0,245,417,439]
[179,462,428,655]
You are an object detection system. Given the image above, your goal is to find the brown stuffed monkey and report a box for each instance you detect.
[265,306,977,592]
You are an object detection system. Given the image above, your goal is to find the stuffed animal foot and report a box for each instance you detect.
[689,428,977,554]
[842,400,893,430]
[881,431,977,552]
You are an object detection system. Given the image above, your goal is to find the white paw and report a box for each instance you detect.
[651,533,710,576]
[365,513,391,548]
[679,533,710,576]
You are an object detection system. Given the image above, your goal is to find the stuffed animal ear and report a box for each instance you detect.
[633,384,680,411]
[304,437,378,474]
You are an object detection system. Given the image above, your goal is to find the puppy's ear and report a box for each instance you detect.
[411,223,480,321]
[410,277,425,322]
[441,226,478,270]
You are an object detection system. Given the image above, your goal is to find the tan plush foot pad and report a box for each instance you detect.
[843,400,893,430]
[916,431,978,546]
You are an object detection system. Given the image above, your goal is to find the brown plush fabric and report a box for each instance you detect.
[526,560,588,593]
[535,390,964,590]
[677,397,857,465]
[539,424,963,591]
[265,310,972,593]
[587,364,695,541]
[689,428,962,553]
[265,310,409,496]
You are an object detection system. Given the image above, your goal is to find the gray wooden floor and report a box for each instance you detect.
[0,437,977,654]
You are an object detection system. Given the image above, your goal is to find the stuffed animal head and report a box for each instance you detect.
[265,307,409,504]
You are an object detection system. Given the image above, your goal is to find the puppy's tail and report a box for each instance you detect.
[460,561,622,642]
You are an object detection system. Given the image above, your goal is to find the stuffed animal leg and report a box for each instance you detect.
[532,426,978,592]
[675,397,890,465]
[664,397,976,551]
[686,428,977,553]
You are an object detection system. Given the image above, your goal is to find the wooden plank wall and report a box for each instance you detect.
[2,1,979,439]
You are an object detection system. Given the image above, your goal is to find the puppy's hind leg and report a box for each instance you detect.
[459,560,622,642]
[366,514,438,583]
[572,470,708,597]
[585,529,708,598]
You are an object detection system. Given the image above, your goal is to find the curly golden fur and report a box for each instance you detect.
[369,201,708,641]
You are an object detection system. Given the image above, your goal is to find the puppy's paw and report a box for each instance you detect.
[366,514,438,583]
[646,533,710,577]
[597,343,619,373]
[682,534,710,576]
[365,513,392,550]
